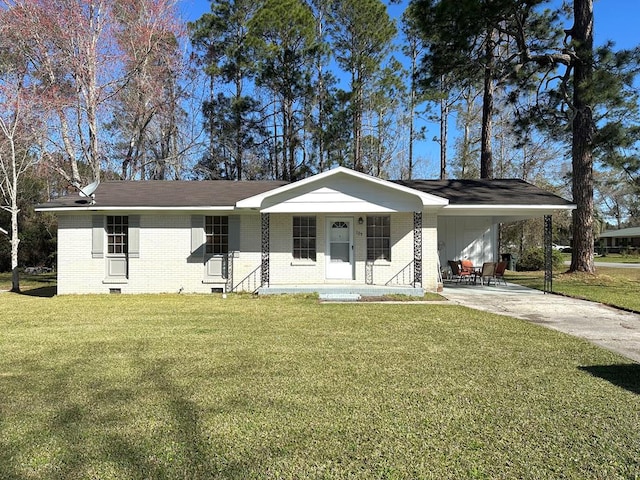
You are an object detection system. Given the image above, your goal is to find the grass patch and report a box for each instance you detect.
[0,271,57,295]
[596,253,640,264]
[560,253,640,264]
[359,292,445,302]
[1,293,639,479]
[509,266,640,312]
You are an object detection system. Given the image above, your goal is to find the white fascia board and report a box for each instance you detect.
[35,206,236,213]
[440,204,576,217]
[236,166,449,209]
[599,227,640,238]
[262,203,401,213]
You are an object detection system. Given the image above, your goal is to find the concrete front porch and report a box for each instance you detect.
[257,284,424,298]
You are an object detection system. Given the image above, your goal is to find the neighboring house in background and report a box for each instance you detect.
[36,167,575,295]
[597,227,640,254]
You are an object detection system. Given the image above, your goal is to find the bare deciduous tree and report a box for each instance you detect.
[0,65,41,292]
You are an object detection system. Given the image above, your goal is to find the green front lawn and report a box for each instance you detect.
[559,253,640,264]
[0,271,57,294]
[510,266,640,312]
[596,253,640,264]
[1,293,638,479]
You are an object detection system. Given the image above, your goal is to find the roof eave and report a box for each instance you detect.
[35,205,236,213]
[236,166,449,210]
[440,203,576,216]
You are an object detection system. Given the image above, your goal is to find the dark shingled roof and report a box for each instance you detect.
[392,179,573,206]
[38,177,572,210]
[39,180,289,209]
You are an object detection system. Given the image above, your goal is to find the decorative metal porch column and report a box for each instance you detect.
[544,214,553,293]
[413,212,423,287]
[261,213,270,287]
[365,261,374,285]
[225,251,234,292]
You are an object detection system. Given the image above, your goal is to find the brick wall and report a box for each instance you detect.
[57,210,440,294]
[267,212,418,286]
[57,213,264,294]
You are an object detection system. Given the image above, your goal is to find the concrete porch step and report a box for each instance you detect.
[257,284,424,297]
[318,293,362,302]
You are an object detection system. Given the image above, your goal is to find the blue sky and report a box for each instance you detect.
[181,0,640,43]
[179,0,640,176]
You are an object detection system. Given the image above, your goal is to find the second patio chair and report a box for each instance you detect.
[494,261,508,286]
[479,261,496,286]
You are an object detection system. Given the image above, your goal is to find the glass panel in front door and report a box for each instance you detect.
[330,222,349,262]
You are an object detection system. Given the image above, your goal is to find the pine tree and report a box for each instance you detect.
[328,0,396,172]
[249,0,317,181]
[189,0,266,180]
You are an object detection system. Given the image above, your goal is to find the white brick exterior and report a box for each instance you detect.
[57,214,105,295]
[46,168,573,295]
[56,210,440,294]
[268,212,417,286]
[57,212,263,294]
[422,209,440,292]
[52,169,456,294]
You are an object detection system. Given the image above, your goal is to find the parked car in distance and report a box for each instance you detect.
[552,243,571,252]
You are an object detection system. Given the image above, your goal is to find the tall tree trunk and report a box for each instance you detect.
[315,8,326,173]
[569,0,595,273]
[480,32,495,179]
[352,72,363,172]
[9,182,20,292]
[440,80,448,180]
[10,210,19,292]
[235,72,243,181]
[282,101,290,180]
[8,139,20,292]
[408,86,415,180]
[287,97,296,180]
[272,97,279,179]
[353,93,363,172]
[209,77,216,178]
[318,72,325,172]
[407,50,418,180]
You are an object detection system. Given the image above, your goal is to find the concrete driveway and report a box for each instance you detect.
[442,281,640,364]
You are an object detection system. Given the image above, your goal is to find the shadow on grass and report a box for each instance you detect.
[579,364,640,395]
[19,286,57,297]
[0,343,270,479]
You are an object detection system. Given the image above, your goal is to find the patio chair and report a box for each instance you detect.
[494,261,508,286]
[460,259,479,283]
[448,260,474,283]
[460,259,478,281]
[479,261,496,286]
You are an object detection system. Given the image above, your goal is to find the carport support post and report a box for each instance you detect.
[413,212,422,287]
[544,215,553,293]
[261,213,270,286]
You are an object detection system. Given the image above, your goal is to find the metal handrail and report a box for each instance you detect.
[231,264,262,293]
[385,260,415,287]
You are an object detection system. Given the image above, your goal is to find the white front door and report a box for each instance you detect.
[326,217,354,279]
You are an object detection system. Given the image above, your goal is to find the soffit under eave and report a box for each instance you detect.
[437,205,576,218]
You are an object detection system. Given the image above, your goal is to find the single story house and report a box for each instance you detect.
[597,226,640,253]
[36,167,575,295]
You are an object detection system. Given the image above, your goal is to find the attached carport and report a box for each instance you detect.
[394,179,576,291]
